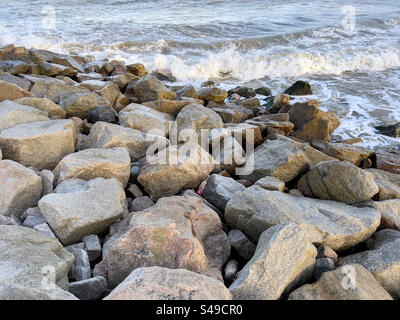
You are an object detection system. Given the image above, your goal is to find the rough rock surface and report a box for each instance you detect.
[225,186,381,251]
[39,178,126,245]
[127,76,176,102]
[0,100,50,130]
[80,121,167,161]
[297,161,379,204]
[229,223,317,300]
[359,200,400,231]
[104,196,230,288]
[0,119,76,170]
[59,91,110,119]
[68,276,107,300]
[289,264,392,300]
[0,80,33,102]
[53,147,131,187]
[104,267,232,300]
[0,225,76,300]
[137,143,215,200]
[0,160,42,217]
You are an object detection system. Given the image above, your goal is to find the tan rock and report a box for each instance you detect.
[0,80,33,102]
[104,196,230,288]
[143,99,194,116]
[0,119,76,170]
[0,160,42,217]
[53,147,131,187]
[13,97,66,119]
[289,264,392,300]
[59,91,110,119]
[0,100,50,130]
[104,267,231,300]
[126,75,176,102]
[39,61,77,77]
[198,87,228,103]
[137,143,215,200]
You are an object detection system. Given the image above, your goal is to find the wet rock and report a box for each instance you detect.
[229,223,316,300]
[375,122,400,138]
[284,80,312,96]
[126,63,148,77]
[0,160,42,217]
[80,121,168,161]
[228,86,256,99]
[288,100,340,142]
[0,100,50,130]
[228,229,256,260]
[53,147,131,187]
[298,161,379,204]
[289,264,392,300]
[127,75,176,102]
[202,174,246,211]
[137,143,215,200]
[267,94,291,113]
[225,186,381,251]
[0,225,76,300]
[198,87,228,103]
[104,267,231,300]
[175,85,198,99]
[119,103,174,137]
[255,87,272,96]
[254,176,285,192]
[39,178,126,245]
[0,119,76,170]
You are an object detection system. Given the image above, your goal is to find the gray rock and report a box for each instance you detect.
[68,276,107,300]
[366,229,400,250]
[313,258,336,280]
[23,213,46,228]
[83,234,102,262]
[224,260,239,283]
[338,236,400,298]
[298,161,379,205]
[33,223,57,239]
[87,106,117,124]
[128,196,155,212]
[366,168,400,201]
[289,264,393,300]
[359,200,400,231]
[229,223,316,300]
[104,267,231,300]
[202,174,246,211]
[39,178,126,245]
[0,225,76,300]
[0,100,49,130]
[225,186,381,251]
[66,248,91,282]
[127,183,143,198]
[0,160,43,218]
[239,137,309,183]
[254,176,285,192]
[228,229,256,260]
[39,169,54,196]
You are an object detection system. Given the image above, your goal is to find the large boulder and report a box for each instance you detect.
[119,103,174,137]
[0,119,76,170]
[366,168,400,201]
[0,80,33,102]
[39,178,126,245]
[143,99,195,116]
[104,267,231,300]
[245,114,294,135]
[202,174,246,211]
[359,200,400,231]
[210,102,253,123]
[225,186,381,251]
[126,76,176,102]
[0,100,50,130]
[289,264,392,300]
[53,147,131,187]
[138,143,215,200]
[311,140,375,167]
[30,81,88,104]
[229,223,316,300]
[0,73,32,91]
[39,61,77,77]
[176,103,223,141]
[59,91,110,119]
[298,161,379,204]
[338,235,400,298]
[80,121,168,161]
[14,97,67,119]
[0,225,77,300]
[288,100,340,142]
[0,160,42,217]
[284,81,312,95]
[104,196,230,288]
[238,137,310,183]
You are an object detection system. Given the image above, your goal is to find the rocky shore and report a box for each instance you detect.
[0,43,399,300]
